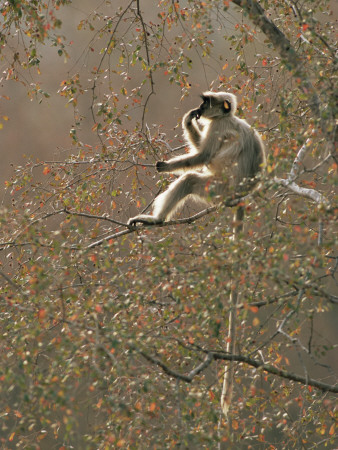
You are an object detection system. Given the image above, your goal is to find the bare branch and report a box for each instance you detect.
[274,177,327,204]
[188,352,214,379]
[273,137,329,205]
[236,290,299,309]
[138,348,338,394]
[87,195,247,249]
[86,207,218,248]
[139,349,192,382]
[288,138,311,182]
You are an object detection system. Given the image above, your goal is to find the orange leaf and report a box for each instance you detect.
[95,305,102,313]
[149,402,156,412]
[232,419,239,430]
[209,390,215,401]
[38,308,46,320]
[252,317,260,326]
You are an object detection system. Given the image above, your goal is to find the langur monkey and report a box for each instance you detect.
[128,92,265,226]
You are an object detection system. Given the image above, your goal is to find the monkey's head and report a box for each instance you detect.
[196,92,237,119]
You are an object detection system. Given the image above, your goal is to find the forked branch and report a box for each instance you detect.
[138,348,338,394]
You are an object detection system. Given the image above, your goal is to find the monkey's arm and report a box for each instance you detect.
[156,153,206,173]
[182,109,203,148]
[157,134,223,173]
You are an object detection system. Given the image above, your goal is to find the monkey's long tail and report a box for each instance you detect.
[220,205,244,418]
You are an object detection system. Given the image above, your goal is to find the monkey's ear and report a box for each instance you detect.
[224,100,231,111]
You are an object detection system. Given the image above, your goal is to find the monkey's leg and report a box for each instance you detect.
[128,172,212,226]
[153,172,212,221]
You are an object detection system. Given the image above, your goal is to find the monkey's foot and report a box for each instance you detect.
[128,215,164,227]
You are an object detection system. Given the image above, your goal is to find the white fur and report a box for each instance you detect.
[128,92,265,226]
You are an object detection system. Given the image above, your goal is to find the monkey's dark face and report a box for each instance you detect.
[195,95,232,119]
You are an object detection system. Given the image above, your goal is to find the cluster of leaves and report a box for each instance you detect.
[1,145,336,448]
[1,1,70,65]
[0,0,337,448]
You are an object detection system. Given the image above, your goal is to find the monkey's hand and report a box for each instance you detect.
[189,108,201,120]
[183,108,201,126]
[156,161,170,173]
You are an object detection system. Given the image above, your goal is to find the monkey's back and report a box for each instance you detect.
[224,116,265,185]
[239,123,265,180]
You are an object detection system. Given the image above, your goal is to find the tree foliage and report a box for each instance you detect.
[0,0,337,448]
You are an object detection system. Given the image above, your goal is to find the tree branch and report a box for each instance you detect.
[236,290,299,309]
[227,2,334,203]
[232,0,320,120]
[138,348,338,394]
[273,138,328,204]
[86,207,218,248]
[64,208,126,227]
[87,195,246,248]
[136,0,155,130]
[274,177,327,204]
[287,138,311,182]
